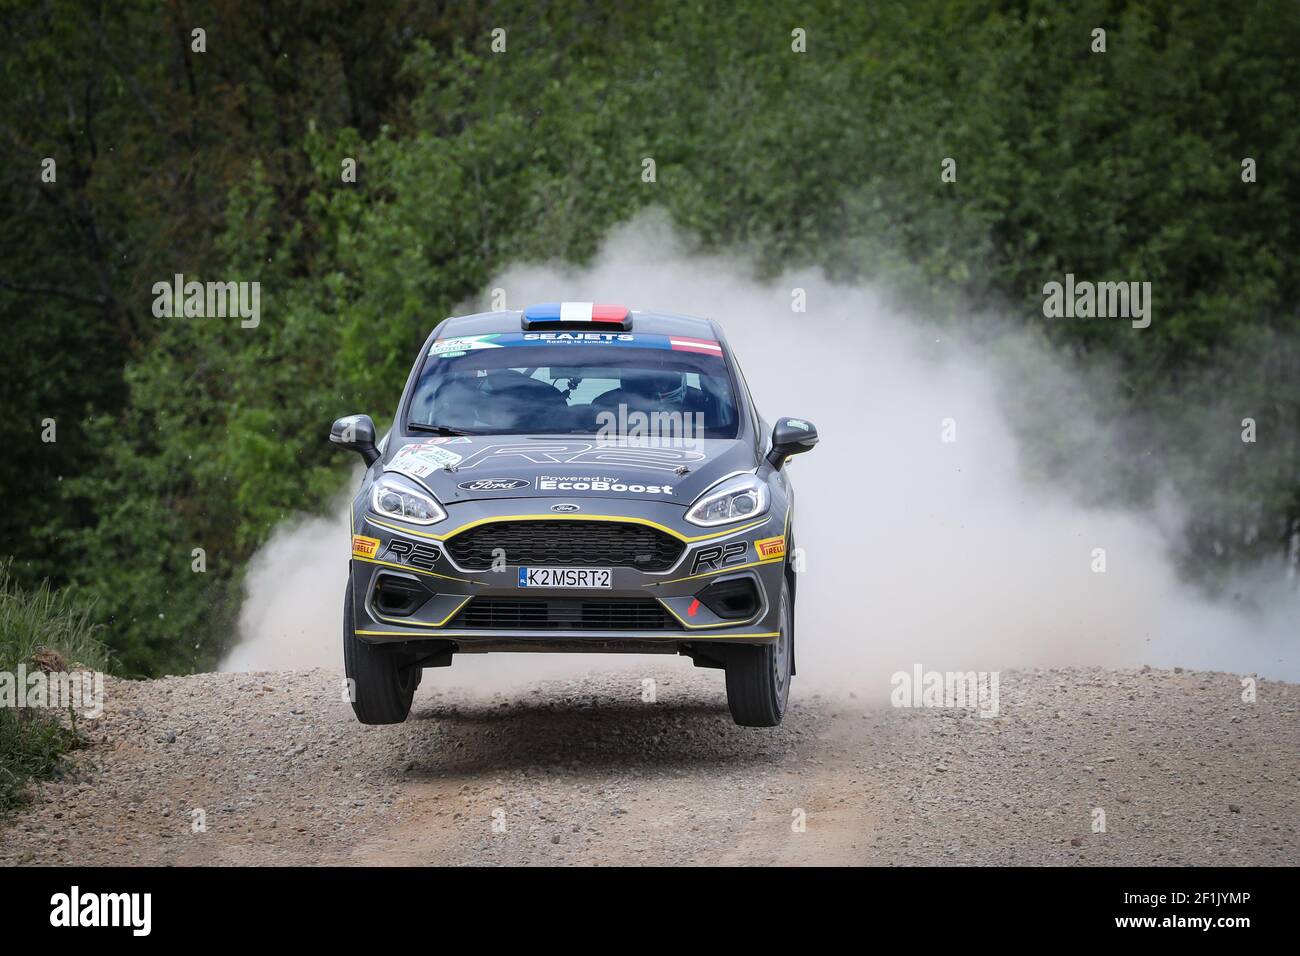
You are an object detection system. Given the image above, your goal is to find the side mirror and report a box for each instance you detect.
[330,414,380,466]
[766,417,818,469]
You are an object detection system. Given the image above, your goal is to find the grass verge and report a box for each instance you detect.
[0,561,108,815]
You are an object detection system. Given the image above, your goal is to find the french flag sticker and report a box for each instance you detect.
[523,302,630,325]
[557,302,629,323]
[559,302,595,322]
[589,303,630,322]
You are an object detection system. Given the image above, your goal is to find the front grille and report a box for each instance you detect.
[445,520,684,571]
[453,597,675,630]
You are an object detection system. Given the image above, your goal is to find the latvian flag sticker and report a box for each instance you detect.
[669,335,724,355]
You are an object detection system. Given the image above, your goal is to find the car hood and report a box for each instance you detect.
[382,434,757,507]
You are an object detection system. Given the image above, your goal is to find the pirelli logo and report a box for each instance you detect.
[351,535,381,559]
[755,535,786,560]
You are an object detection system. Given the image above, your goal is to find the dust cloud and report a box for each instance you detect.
[222,212,1297,691]
[220,481,355,673]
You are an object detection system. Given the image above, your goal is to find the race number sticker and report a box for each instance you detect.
[389,441,463,478]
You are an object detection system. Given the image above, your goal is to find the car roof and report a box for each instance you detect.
[434,309,725,342]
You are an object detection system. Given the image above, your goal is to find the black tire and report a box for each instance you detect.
[724,579,793,727]
[343,584,417,724]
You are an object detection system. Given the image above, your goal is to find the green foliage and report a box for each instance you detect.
[1,0,1297,674]
[0,562,107,814]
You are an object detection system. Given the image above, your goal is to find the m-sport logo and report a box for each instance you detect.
[50,886,151,936]
[457,478,530,491]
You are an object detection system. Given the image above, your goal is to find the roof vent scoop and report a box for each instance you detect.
[521,302,632,331]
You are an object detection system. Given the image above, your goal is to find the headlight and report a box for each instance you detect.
[685,473,769,527]
[370,473,447,525]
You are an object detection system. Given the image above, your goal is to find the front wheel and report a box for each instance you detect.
[724,581,792,727]
[343,585,418,724]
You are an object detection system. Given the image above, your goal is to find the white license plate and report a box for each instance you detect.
[517,567,612,589]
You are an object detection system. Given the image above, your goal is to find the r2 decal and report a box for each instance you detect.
[457,441,704,473]
[690,541,747,575]
[381,538,442,572]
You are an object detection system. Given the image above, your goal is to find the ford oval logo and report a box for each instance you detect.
[551,503,580,513]
[457,477,530,492]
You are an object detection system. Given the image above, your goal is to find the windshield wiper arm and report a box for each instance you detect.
[407,422,478,436]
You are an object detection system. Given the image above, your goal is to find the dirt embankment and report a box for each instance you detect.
[2,665,1296,866]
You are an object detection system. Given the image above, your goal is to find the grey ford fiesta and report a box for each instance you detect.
[331,302,817,726]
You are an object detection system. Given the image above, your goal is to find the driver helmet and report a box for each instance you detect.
[627,370,686,404]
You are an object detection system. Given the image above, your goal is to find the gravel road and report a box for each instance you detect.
[2,664,1296,866]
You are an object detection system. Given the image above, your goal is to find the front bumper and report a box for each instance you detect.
[347,495,788,649]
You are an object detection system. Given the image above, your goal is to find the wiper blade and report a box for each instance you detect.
[407,422,478,436]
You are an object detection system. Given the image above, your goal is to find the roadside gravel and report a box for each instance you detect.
[1,665,1295,866]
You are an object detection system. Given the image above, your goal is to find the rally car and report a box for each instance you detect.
[330,302,818,726]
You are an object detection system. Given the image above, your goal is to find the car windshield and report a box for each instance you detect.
[407,331,740,438]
